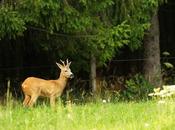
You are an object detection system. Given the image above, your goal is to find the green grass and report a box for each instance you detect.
[0,99,175,130]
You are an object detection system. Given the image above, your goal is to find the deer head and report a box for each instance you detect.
[56,59,74,79]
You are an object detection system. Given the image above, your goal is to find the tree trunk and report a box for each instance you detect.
[0,0,4,5]
[90,53,97,94]
[143,11,162,87]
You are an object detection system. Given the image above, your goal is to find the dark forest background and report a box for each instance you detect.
[0,0,175,102]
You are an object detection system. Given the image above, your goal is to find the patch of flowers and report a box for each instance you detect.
[148,85,175,97]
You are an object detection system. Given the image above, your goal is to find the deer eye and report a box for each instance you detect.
[65,70,68,72]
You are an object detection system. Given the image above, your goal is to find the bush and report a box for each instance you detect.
[121,74,154,100]
[0,7,26,39]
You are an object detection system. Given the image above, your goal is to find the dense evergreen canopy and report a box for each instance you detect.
[0,0,165,99]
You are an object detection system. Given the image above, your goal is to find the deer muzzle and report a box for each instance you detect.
[70,73,74,79]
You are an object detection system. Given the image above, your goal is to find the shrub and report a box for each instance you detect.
[121,74,154,100]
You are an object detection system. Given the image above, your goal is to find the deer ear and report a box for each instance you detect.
[56,62,63,69]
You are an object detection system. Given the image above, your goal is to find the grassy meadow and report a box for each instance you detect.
[0,99,175,130]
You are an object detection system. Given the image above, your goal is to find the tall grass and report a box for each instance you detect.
[0,99,175,130]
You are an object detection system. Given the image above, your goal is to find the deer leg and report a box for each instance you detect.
[23,95,31,107]
[50,96,56,107]
[28,95,38,107]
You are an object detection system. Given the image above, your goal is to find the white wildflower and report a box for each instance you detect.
[149,85,175,98]
[67,113,73,120]
[102,100,107,103]
[144,123,150,127]
[158,100,165,104]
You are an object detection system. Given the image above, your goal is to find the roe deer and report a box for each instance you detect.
[22,59,74,107]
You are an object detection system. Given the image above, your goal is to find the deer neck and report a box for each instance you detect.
[57,75,68,89]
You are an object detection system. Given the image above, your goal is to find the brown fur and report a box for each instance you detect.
[21,59,74,107]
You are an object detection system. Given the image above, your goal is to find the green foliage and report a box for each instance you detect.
[17,0,62,32]
[122,0,159,51]
[161,51,175,84]
[0,7,26,39]
[114,0,164,51]
[87,21,131,65]
[122,74,154,100]
[163,62,174,69]
[162,51,170,56]
[0,0,164,70]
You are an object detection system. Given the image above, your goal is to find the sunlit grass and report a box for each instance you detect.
[0,99,175,130]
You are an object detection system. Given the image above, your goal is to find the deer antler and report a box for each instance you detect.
[66,59,69,65]
[66,59,71,67]
[60,59,65,66]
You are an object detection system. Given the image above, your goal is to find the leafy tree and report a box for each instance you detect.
[0,6,25,39]
[0,0,165,95]
[0,0,160,66]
